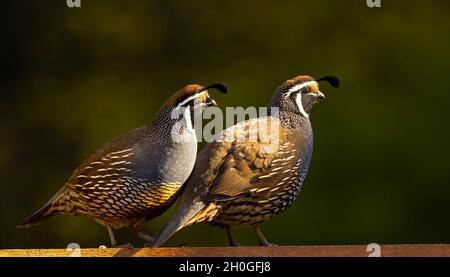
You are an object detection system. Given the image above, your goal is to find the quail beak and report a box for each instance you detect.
[317,91,325,100]
[206,97,217,107]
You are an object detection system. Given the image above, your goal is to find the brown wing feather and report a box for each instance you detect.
[207,132,302,200]
[69,125,146,182]
[181,117,302,202]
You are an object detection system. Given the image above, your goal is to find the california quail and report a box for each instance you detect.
[17,82,228,246]
[151,75,339,247]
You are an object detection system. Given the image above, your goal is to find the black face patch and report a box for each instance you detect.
[300,86,311,94]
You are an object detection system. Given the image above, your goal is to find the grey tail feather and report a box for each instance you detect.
[151,201,206,248]
[17,187,70,228]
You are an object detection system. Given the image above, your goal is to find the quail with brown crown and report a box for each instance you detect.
[17,83,228,246]
[151,75,339,247]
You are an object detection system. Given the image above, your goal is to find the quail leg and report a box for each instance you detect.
[225,226,241,247]
[130,226,154,244]
[106,226,133,248]
[255,226,276,247]
[107,225,118,246]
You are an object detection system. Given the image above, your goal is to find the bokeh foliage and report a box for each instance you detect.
[1,0,449,248]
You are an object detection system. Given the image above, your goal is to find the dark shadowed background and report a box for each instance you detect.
[1,0,449,248]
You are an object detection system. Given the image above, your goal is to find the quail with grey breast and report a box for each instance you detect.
[151,75,339,247]
[17,82,228,246]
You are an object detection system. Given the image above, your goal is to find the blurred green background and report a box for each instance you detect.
[1,0,450,248]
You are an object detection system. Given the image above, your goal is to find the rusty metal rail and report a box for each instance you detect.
[0,244,449,257]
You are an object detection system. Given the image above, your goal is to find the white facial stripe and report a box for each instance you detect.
[286,81,317,96]
[176,92,203,109]
[295,93,309,118]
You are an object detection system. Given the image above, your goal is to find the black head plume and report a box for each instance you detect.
[201,83,228,94]
[317,76,340,88]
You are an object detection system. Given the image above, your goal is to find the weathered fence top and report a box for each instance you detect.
[0,244,449,257]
